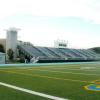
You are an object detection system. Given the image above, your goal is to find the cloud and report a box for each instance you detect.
[0,0,100,24]
[0,0,100,48]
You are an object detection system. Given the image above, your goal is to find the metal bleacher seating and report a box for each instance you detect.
[17,42,100,62]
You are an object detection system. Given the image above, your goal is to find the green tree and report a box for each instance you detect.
[7,49,14,60]
[90,47,100,54]
[0,44,5,53]
[19,54,25,63]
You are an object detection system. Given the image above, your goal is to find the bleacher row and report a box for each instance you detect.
[17,42,100,62]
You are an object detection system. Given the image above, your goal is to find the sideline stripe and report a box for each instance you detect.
[0,70,89,83]
[27,68,100,76]
[0,82,67,100]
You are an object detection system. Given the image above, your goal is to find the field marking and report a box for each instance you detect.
[0,67,81,70]
[1,67,100,77]
[0,82,67,100]
[0,65,80,69]
[1,65,100,72]
[1,67,100,73]
[24,68,100,76]
[40,67,100,72]
[91,79,100,83]
[1,66,100,72]
[0,70,89,83]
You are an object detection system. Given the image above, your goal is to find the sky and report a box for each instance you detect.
[0,0,100,49]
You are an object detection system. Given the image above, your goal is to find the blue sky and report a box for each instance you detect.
[0,0,100,48]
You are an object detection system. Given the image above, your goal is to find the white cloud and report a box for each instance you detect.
[0,0,100,48]
[0,0,100,23]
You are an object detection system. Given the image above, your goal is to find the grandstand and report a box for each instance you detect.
[0,27,100,63]
[17,41,100,63]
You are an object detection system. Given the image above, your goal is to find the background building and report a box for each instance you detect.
[0,39,6,51]
[5,27,20,59]
[0,27,100,63]
[0,52,5,63]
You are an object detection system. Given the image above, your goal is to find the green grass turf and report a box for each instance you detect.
[0,62,100,100]
[0,85,49,100]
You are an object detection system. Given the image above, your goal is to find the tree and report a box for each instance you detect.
[0,44,5,53]
[90,47,100,54]
[7,49,14,60]
[19,54,25,63]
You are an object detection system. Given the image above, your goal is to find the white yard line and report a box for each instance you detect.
[0,82,67,100]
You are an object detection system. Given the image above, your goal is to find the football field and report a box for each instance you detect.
[0,62,100,100]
